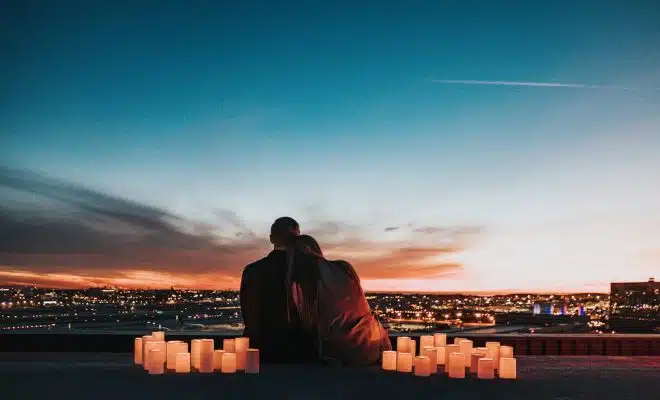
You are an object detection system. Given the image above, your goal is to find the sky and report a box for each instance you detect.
[1,0,660,293]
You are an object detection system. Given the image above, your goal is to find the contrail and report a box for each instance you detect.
[432,79,639,91]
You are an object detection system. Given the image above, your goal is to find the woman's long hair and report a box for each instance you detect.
[285,235,323,333]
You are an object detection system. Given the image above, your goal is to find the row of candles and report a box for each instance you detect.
[383,334,517,379]
[134,332,259,375]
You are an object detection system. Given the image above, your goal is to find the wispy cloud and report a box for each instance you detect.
[431,79,645,91]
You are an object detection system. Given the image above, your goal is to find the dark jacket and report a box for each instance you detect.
[240,250,317,363]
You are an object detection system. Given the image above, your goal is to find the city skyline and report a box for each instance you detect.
[2,1,660,293]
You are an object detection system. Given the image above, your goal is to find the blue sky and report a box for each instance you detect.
[1,1,659,291]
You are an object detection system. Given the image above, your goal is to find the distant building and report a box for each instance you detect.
[609,278,660,332]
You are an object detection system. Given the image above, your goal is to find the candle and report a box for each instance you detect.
[235,337,249,371]
[413,356,430,377]
[213,350,225,370]
[485,342,501,370]
[444,344,460,372]
[148,349,164,375]
[436,346,446,366]
[499,357,517,379]
[500,345,514,358]
[410,339,417,356]
[143,341,159,371]
[221,352,237,373]
[458,339,473,365]
[141,335,155,368]
[396,352,413,373]
[191,339,202,370]
[477,357,495,379]
[152,331,165,342]
[420,335,434,350]
[470,353,484,372]
[448,352,466,378]
[223,338,236,353]
[199,339,214,373]
[134,337,143,364]
[175,352,191,373]
[246,349,260,374]
[396,337,411,354]
[433,333,447,347]
[453,337,465,345]
[475,347,488,356]
[166,340,183,370]
[382,350,397,371]
[421,347,438,374]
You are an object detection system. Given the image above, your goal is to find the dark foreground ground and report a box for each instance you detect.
[0,353,658,400]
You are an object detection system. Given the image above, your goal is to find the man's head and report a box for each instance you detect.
[270,217,300,248]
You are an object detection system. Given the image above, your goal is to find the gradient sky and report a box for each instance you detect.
[2,1,660,293]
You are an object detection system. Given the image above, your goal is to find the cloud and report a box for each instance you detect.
[431,79,645,91]
[0,167,479,288]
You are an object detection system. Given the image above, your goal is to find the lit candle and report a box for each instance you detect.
[444,344,460,372]
[436,346,446,366]
[148,349,164,375]
[152,331,165,342]
[221,352,237,373]
[141,335,155,368]
[420,335,434,350]
[235,337,249,371]
[191,339,202,370]
[453,337,465,345]
[175,352,191,373]
[199,339,214,373]
[143,341,159,371]
[421,347,438,374]
[458,339,473,365]
[396,352,413,373]
[166,340,183,370]
[433,333,446,347]
[470,353,484,372]
[382,350,397,371]
[477,357,495,379]
[213,350,225,370]
[413,356,431,377]
[485,342,501,370]
[396,337,411,354]
[246,349,260,374]
[500,345,514,358]
[410,339,417,356]
[475,347,488,356]
[448,352,466,378]
[499,357,517,379]
[223,338,236,353]
[134,337,143,364]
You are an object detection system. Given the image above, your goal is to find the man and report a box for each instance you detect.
[240,217,316,363]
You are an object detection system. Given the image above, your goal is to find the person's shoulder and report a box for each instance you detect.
[243,251,284,274]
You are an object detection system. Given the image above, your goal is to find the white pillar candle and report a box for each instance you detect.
[175,352,191,373]
[148,349,164,375]
[436,346,446,366]
[421,347,438,374]
[499,357,516,379]
[410,339,417,357]
[223,338,236,353]
[134,337,143,364]
[396,337,410,354]
[470,353,484,372]
[413,356,430,377]
[477,357,495,379]
[444,344,460,372]
[500,345,514,358]
[198,339,215,373]
[152,331,165,341]
[420,335,434,350]
[458,339,473,366]
[235,337,249,371]
[448,352,466,378]
[453,337,465,345]
[166,340,183,370]
[485,342,501,370]
[475,347,488,356]
[191,339,202,370]
[382,350,397,371]
[213,350,226,370]
[433,333,446,347]
[177,341,189,355]
[396,352,413,373]
[143,341,159,370]
[246,348,260,374]
[141,336,155,368]
[221,352,237,373]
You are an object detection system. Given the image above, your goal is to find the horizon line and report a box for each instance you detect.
[430,79,649,91]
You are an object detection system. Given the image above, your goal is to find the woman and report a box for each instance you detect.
[285,235,392,365]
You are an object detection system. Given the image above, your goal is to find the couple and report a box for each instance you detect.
[240,217,392,365]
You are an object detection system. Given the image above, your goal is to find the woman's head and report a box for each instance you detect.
[292,234,323,258]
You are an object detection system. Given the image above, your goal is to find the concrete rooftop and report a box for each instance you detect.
[1,353,658,400]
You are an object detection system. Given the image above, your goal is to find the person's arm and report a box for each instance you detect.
[239,265,260,340]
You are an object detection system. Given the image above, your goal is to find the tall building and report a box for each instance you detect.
[609,278,660,332]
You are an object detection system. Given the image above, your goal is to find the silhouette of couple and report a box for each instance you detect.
[240,217,392,365]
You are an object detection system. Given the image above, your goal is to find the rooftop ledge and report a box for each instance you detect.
[1,353,659,400]
[1,331,659,356]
